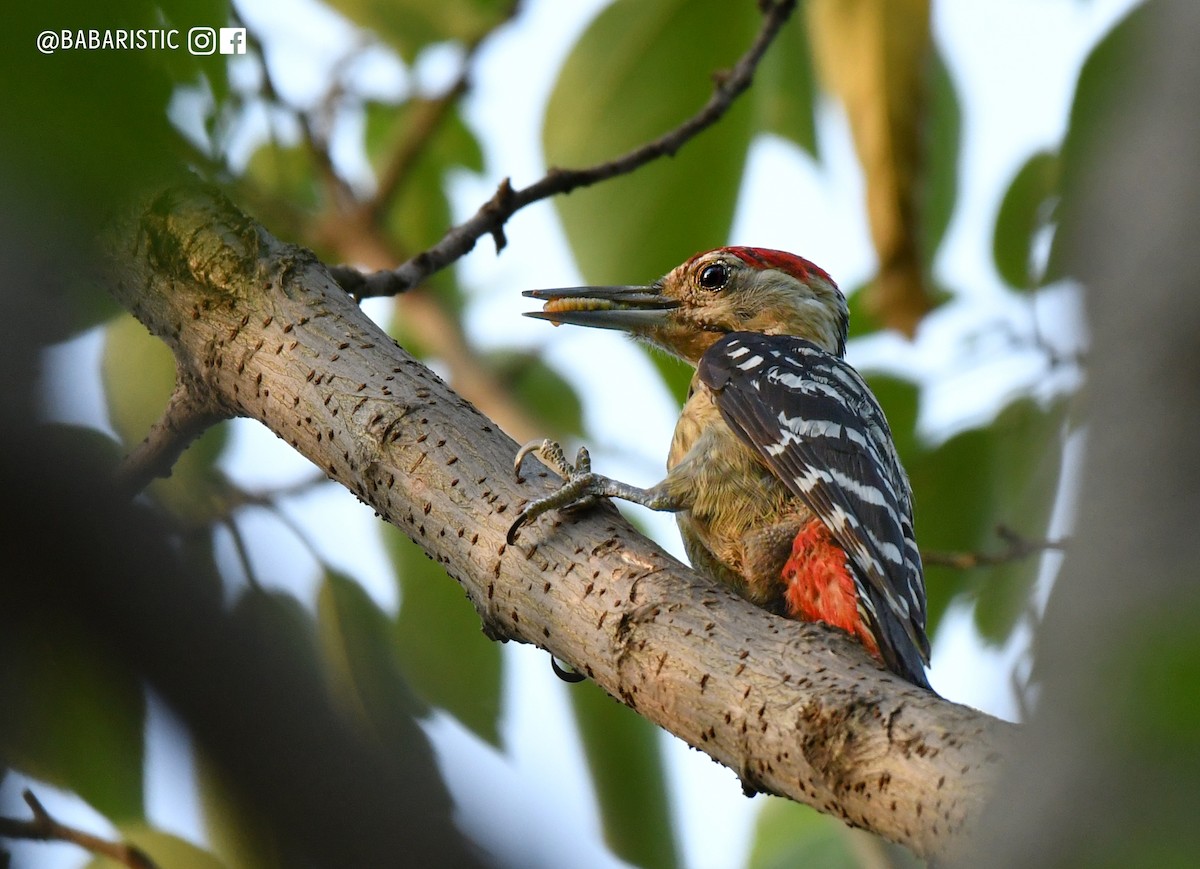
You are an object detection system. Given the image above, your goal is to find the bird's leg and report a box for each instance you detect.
[509,439,679,543]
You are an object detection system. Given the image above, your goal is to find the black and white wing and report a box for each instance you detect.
[698,331,930,686]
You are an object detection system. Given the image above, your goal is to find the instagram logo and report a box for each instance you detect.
[187,26,215,55]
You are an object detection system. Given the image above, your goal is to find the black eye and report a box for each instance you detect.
[698,262,729,290]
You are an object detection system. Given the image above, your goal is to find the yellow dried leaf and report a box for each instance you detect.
[807,0,934,335]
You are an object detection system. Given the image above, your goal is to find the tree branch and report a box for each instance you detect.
[105,186,1013,861]
[331,0,798,300]
[114,375,229,497]
[0,790,159,869]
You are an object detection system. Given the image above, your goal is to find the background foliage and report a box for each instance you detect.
[0,0,1157,867]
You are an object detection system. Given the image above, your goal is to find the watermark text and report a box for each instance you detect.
[36,27,248,56]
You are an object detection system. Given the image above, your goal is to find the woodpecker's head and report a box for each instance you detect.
[524,247,848,364]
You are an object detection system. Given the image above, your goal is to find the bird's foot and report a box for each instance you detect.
[509,439,603,543]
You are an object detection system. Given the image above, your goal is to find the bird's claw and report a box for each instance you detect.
[514,438,589,480]
[509,439,601,543]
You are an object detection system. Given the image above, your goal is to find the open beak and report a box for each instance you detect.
[522,285,678,332]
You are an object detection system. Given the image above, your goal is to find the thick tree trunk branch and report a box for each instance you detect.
[105,187,1012,860]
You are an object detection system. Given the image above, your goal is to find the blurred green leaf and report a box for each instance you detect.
[102,314,177,444]
[62,278,124,338]
[326,0,510,62]
[754,11,819,155]
[0,607,145,822]
[85,825,228,869]
[243,141,321,214]
[380,135,456,261]
[102,313,230,522]
[5,1,185,213]
[1050,1,1151,282]
[197,749,283,869]
[37,424,124,477]
[388,527,503,745]
[571,680,679,869]
[908,424,992,633]
[228,588,323,674]
[317,571,425,739]
[199,589,322,869]
[366,101,484,180]
[970,398,1066,641]
[179,524,231,617]
[102,314,174,444]
[544,0,758,286]
[6,1,210,343]
[911,399,1067,642]
[748,798,857,869]
[364,100,400,171]
[994,150,1060,291]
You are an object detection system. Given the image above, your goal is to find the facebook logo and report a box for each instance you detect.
[219,27,246,55]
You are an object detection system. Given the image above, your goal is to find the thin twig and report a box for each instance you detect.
[223,471,331,506]
[223,516,265,592]
[921,524,1068,570]
[333,0,798,300]
[0,790,160,869]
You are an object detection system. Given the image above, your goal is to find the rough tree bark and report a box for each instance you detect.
[106,186,1014,861]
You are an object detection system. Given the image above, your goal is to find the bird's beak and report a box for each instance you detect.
[522,285,678,332]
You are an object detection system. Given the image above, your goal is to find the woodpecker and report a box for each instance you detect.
[509,247,931,688]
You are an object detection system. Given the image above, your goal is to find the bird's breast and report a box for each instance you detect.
[666,381,807,604]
